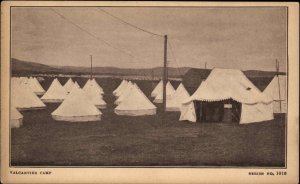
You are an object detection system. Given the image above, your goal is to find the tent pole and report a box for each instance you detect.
[276,59,282,112]
[90,55,93,79]
[163,35,168,114]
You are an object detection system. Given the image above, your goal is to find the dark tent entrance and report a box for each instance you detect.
[194,99,242,123]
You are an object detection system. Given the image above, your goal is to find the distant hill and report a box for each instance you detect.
[11,58,286,81]
[58,65,191,78]
[11,58,62,75]
[11,58,190,77]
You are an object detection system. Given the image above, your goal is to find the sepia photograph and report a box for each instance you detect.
[1,1,299,184]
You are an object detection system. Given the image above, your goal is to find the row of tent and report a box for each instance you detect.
[145,68,286,124]
[51,81,104,122]
[11,77,46,128]
[112,79,191,115]
[10,77,106,127]
[41,78,105,105]
[10,68,286,127]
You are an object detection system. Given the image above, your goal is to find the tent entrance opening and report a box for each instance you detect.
[194,99,241,123]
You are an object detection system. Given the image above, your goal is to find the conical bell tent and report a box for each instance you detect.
[153,81,176,103]
[64,78,75,93]
[68,81,80,94]
[151,80,162,97]
[11,82,46,110]
[91,78,104,94]
[41,78,68,103]
[83,83,107,109]
[83,79,104,95]
[115,84,157,116]
[52,87,102,122]
[27,77,45,96]
[115,83,136,105]
[10,106,23,128]
[166,83,190,111]
[113,80,127,96]
[263,75,287,113]
[115,81,133,98]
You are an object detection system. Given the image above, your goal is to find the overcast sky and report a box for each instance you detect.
[11,7,287,71]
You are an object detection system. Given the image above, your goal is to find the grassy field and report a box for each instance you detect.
[11,77,286,166]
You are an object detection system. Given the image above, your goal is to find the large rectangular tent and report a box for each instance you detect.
[180,68,274,124]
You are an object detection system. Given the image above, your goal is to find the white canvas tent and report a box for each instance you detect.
[83,83,107,109]
[115,81,133,98]
[263,75,287,113]
[68,81,80,94]
[83,79,104,95]
[91,78,104,94]
[153,81,176,103]
[52,87,102,122]
[19,77,29,84]
[115,84,157,116]
[83,79,106,108]
[41,78,68,103]
[166,83,190,111]
[115,82,136,105]
[27,77,45,96]
[180,68,274,124]
[83,90,107,109]
[83,79,91,90]
[151,80,162,97]
[11,82,46,110]
[64,78,75,93]
[10,106,23,128]
[11,77,22,86]
[113,80,127,95]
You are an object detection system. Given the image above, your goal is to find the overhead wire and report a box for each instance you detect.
[96,7,164,38]
[50,8,145,63]
[168,39,184,78]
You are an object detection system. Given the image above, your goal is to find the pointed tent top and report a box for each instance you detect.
[116,84,156,111]
[263,75,286,101]
[27,77,45,95]
[91,78,103,91]
[151,80,163,97]
[115,82,136,105]
[83,79,93,91]
[166,81,175,92]
[69,81,80,94]
[41,78,68,102]
[185,68,272,104]
[167,83,190,111]
[176,83,184,91]
[52,87,102,118]
[64,78,75,93]
[113,80,128,95]
[116,81,133,97]
[83,79,104,95]
[153,81,176,103]
[12,81,46,110]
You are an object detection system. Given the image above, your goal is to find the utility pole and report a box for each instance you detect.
[90,55,93,79]
[163,35,168,112]
[276,59,282,112]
